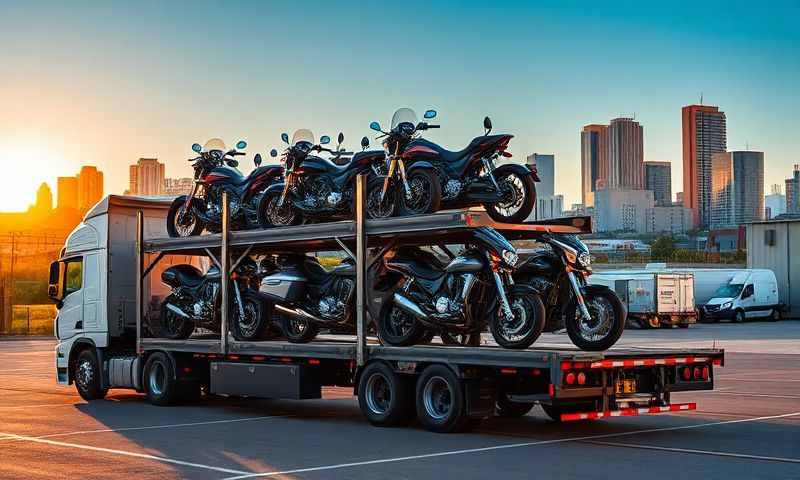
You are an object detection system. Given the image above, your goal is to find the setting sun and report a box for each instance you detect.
[0,145,65,212]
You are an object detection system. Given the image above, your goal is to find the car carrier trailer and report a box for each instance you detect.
[51,177,724,433]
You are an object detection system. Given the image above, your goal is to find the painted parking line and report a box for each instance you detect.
[0,432,252,476]
[0,403,83,410]
[0,414,291,442]
[222,411,800,480]
[582,440,800,464]
[717,377,800,383]
[702,391,800,400]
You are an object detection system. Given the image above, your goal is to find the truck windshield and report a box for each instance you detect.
[714,283,743,298]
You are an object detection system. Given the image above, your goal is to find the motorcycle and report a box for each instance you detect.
[258,254,356,343]
[369,228,546,349]
[514,234,626,351]
[166,138,284,237]
[157,256,271,341]
[257,130,395,227]
[369,108,538,222]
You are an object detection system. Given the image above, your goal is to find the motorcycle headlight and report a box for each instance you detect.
[721,301,733,310]
[502,249,518,267]
[578,252,591,268]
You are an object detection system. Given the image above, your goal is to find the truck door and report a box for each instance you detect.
[57,257,84,339]
[82,253,101,330]
[739,283,755,318]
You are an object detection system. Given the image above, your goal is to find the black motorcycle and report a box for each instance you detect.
[157,257,271,341]
[166,138,284,237]
[369,228,546,349]
[369,108,538,222]
[257,130,394,227]
[514,234,626,351]
[258,254,356,343]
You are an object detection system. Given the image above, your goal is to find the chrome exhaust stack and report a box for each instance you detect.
[165,303,191,319]
[274,304,325,324]
[392,293,429,321]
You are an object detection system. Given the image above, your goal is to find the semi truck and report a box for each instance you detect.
[48,184,724,433]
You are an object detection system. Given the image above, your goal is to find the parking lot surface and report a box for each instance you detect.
[1,322,798,479]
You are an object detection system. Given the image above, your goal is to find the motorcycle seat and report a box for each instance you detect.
[169,264,206,287]
[386,258,445,281]
[414,135,512,165]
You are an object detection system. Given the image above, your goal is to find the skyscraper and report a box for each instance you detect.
[765,184,785,219]
[32,183,53,214]
[527,153,554,198]
[607,117,644,190]
[710,151,764,228]
[644,161,672,206]
[682,104,727,229]
[580,124,608,207]
[787,165,800,214]
[77,166,104,212]
[129,158,165,196]
[57,176,79,210]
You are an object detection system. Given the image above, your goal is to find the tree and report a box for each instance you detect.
[650,235,676,261]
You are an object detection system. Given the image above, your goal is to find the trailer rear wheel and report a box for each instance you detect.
[416,365,473,433]
[144,352,180,406]
[495,392,534,417]
[74,349,108,401]
[358,362,413,427]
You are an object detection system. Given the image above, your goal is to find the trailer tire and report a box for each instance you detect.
[73,348,108,401]
[415,365,471,433]
[495,392,534,417]
[358,362,414,427]
[143,352,180,406]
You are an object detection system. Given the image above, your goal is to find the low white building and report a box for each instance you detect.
[647,204,693,234]
[594,188,654,233]
[746,218,800,316]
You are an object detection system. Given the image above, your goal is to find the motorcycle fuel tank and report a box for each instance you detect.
[444,254,484,274]
[259,268,307,302]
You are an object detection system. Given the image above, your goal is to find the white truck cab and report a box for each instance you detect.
[702,269,782,322]
[48,196,172,391]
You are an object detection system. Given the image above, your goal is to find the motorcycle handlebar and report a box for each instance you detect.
[230,151,245,156]
[426,124,441,129]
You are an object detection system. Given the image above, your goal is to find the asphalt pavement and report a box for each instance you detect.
[0,322,798,479]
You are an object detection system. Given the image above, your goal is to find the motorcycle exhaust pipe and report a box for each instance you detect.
[274,304,325,324]
[392,293,429,321]
[165,303,191,319]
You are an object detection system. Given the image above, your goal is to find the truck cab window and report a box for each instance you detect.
[742,284,754,299]
[64,258,83,295]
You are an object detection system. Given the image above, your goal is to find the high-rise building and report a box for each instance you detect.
[34,183,53,212]
[77,166,104,212]
[580,124,608,207]
[164,177,195,196]
[787,165,800,214]
[710,151,764,228]
[675,191,684,205]
[128,158,165,196]
[765,184,786,219]
[57,176,79,210]
[527,153,554,198]
[536,195,564,221]
[682,104,727,229]
[644,161,672,206]
[607,117,644,190]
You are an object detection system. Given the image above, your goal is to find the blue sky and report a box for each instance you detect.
[1,0,798,209]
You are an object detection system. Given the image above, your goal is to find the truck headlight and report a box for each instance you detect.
[721,301,733,310]
[502,249,518,267]
[578,252,591,268]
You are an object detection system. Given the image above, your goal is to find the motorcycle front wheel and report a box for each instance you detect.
[564,288,626,351]
[231,292,270,341]
[489,292,545,349]
[258,191,301,228]
[484,171,536,224]
[397,170,441,216]
[166,196,205,238]
[364,177,398,219]
[159,296,195,340]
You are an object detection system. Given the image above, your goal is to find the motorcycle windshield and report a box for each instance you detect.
[555,234,589,254]
[291,129,315,146]
[390,108,418,130]
[202,138,227,153]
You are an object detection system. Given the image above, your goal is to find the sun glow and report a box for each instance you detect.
[0,146,63,212]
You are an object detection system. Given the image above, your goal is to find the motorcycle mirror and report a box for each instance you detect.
[369,121,382,132]
[281,133,290,144]
[254,153,262,167]
[320,135,331,145]
[337,132,344,145]
[424,109,437,119]
[270,149,278,157]
[361,136,369,150]
[192,143,202,153]
[236,140,247,149]
[483,116,492,133]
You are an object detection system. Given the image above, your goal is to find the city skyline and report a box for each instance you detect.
[1,1,797,211]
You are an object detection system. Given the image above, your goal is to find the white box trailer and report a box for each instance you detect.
[590,271,696,328]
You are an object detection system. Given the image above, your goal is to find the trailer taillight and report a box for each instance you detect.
[577,372,587,385]
[565,372,576,385]
[682,367,692,381]
[702,366,710,381]
[693,367,702,380]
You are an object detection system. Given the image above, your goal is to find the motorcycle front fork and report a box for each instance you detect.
[232,279,245,321]
[179,183,201,223]
[566,271,592,321]
[492,271,514,320]
[381,157,412,202]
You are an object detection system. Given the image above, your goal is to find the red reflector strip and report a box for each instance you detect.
[588,357,709,369]
[252,356,266,361]
[560,403,696,422]
[712,358,723,366]
[500,368,517,375]
[308,359,321,365]
[280,357,293,363]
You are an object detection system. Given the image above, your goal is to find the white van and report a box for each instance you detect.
[701,269,782,322]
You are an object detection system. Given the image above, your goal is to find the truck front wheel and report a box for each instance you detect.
[74,348,108,401]
[357,362,414,427]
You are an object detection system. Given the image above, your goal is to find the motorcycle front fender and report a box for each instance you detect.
[494,163,538,182]
[406,160,437,174]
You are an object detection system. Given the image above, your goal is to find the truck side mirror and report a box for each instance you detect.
[48,261,62,302]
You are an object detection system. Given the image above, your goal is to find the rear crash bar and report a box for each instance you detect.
[560,402,696,422]
[560,356,722,370]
